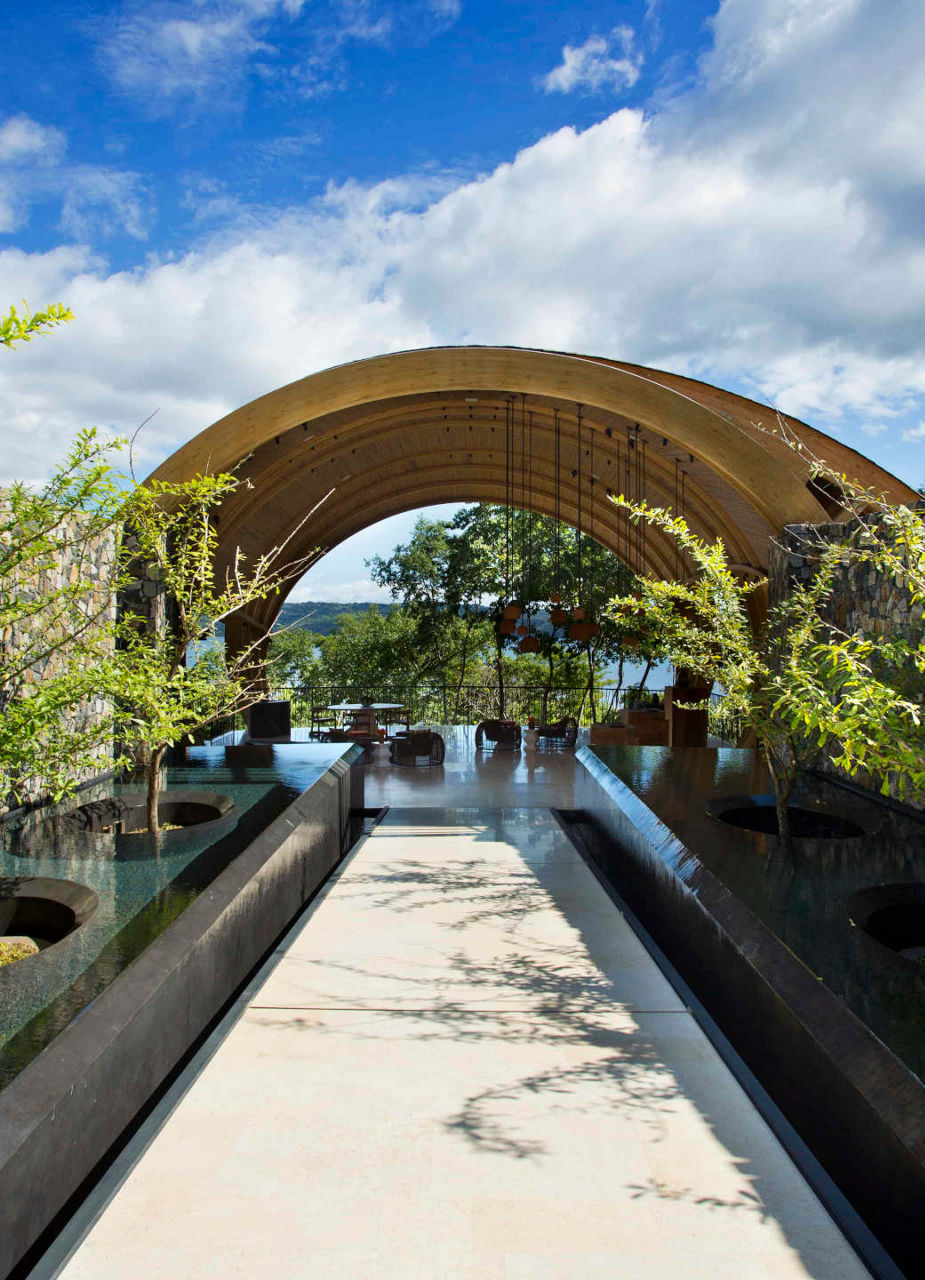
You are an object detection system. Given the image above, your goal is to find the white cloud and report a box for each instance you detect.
[0,114,149,241]
[902,423,925,443]
[287,576,393,603]
[429,0,461,17]
[97,0,453,109]
[542,26,643,95]
[0,115,66,165]
[99,3,279,105]
[4,0,925,490]
[59,167,152,241]
[255,132,322,159]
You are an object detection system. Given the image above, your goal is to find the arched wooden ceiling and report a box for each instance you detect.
[149,346,917,647]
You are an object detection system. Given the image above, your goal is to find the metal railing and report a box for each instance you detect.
[206,683,747,745]
[206,682,644,739]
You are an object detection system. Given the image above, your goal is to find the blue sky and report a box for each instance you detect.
[2,0,925,600]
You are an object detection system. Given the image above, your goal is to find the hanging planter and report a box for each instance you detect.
[499,619,516,635]
[622,633,639,650]
[569,620,593,643]
[503,602,522,620]
[572,606,586,621]
[549,607,569,627]
[586,620,601,638]
[550,591,562,605]
[516,624,528,636]
[518,634,540,653]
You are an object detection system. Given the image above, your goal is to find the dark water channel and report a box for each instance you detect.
[587,746,925,1084]
[0,743,349,1090]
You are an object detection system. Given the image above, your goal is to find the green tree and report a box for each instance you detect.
[112,471,311,835]
[316,606,420,690]
[266,627,325,692]
[609,495,925,845]
[371,504,644,721]
[761,426,925,796]
[0,429,126,810]
[369,517,482,695]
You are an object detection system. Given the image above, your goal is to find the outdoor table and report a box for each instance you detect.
[327,702,406,735]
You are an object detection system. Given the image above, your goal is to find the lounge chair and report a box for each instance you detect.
[535,716,578,749]
[475,719,521,750]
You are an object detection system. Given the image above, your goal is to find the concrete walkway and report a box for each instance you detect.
[46,771,868,1278]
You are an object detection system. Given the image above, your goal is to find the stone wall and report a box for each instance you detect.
[769,513,924,806]
[769,516,924,643]
[0,512,119,812]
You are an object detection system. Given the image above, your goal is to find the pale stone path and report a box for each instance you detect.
[52,800,866,1279]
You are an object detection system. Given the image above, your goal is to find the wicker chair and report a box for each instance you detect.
[389,730,445,766]
[536,716,578,749]
[475,719,522,750]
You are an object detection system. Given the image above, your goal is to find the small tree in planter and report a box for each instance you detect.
[113,472,311,836]
[608,496,925,846]
[1,306,125,812]
[760,428,925,798]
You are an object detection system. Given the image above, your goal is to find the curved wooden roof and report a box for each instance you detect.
[150,346,916,640]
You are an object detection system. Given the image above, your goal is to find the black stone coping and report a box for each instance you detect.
[574,745,925,1280]
[0,744,363,1280]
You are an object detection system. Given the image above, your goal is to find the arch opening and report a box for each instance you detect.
[150,346,916,655]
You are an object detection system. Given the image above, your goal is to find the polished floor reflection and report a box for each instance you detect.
[44,734,867,1279]
[363,725,583,810]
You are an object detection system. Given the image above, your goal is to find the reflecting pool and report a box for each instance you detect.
[586,746,925,1083]
[0,743,350,1089]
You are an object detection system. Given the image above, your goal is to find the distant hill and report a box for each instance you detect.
[273,600,391,635]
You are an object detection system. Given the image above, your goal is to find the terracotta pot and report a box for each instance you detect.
[549,608,569,626]
[499,619,516,634]
[503,602,522,620]
[572,606,586,621]
[518,635,540,653]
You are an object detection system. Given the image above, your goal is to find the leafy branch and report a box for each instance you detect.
[1,301,73,349]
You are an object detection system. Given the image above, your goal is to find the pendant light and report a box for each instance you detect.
[500,396,521,626]
[569,404,593,642]
[585,418,601,639]
[519,402,541,653]
[549,407,569,628]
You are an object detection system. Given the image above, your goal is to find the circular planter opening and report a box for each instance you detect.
[0,877,99,965]
[847,884,925,963]
[707,794,864,839]
[63,790,234,836]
